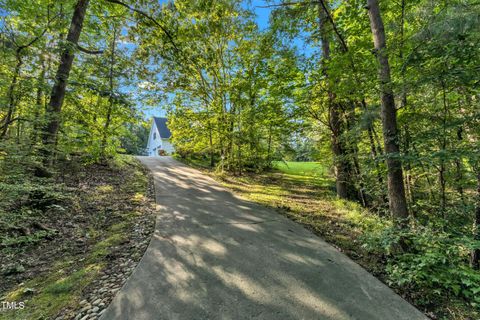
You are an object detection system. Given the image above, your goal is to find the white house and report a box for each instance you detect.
[146,117,175,156]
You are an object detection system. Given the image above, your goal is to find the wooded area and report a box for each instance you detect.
[1,0,479,319]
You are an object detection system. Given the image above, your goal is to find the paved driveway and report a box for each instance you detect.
[100,156,426,320]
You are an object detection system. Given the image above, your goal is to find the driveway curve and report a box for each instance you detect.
[100,156,427,320]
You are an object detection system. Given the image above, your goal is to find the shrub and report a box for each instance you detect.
[364,224,480,308]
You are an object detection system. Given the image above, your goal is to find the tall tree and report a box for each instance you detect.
[317,1,355,199]
[42,0,90,161]
[101,24,118,159]
[366,0,409,222]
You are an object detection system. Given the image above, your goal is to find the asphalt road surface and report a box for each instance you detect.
[100,156,427,320]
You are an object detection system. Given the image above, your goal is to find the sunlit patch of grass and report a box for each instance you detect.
[127,175,147,193]
[0,264,101,320]
[111,154,136,169]
[90,233,125,260]
[97,185,114,193]
[44,266,93,294]
[109,221,129,232]
[131,192,146,203]
[128,210,143,217]
[282,173,334,189]
[333,199,389,234]
[272,161,328,177]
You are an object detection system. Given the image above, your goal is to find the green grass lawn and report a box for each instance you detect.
[272,161,328,177]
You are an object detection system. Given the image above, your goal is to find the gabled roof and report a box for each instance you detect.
[153,117,172,139]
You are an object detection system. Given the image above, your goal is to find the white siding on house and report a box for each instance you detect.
[146,118,175,156]
[146,120,160,156]
[161,139,175,154]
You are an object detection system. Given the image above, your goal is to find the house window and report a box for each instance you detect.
[153,132,156,140]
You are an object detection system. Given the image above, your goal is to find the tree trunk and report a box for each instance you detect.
[318,2,354,200]
[438,81,448,218]
[404,127,415,205]
[399,0,415,213]
[208,122,215,167]
[42,0,90,160]
[32,56,46,145]
[360,99,388,210]
[346,101,367,206]
[455,126,465,204]
[101,25,117,159]
[367,0,409,222]
[1,54,23,139]
[267,123,273,164]
[226,102,236,173]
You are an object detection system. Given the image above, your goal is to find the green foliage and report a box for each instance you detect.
[0,0,146,163]
[1,229,55,248]
[363,225,480,309]
[141,0,302,173]
[120,121,150,155]
[0,0,479,318]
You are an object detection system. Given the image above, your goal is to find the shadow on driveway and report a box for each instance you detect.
[100,156,427,320]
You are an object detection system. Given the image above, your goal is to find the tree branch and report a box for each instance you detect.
[256,1,317,8]
[256,1,349,53]
[16,12,61,53]
[317,0,348,53]
[77,44,104,54]
[0,117,27,130]
[105,0,179,51]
